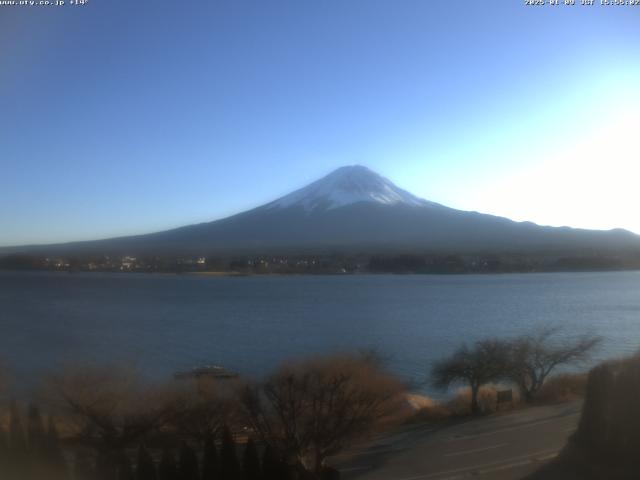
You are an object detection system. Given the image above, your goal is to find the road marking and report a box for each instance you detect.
[383,448,560,480]
[341,465,371,473]
[444,443,507,457]
[447,413,580,442]
[351,447,404,456]
[473,451,558,476]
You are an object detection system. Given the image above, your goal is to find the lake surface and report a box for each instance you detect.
[1,270,640,394]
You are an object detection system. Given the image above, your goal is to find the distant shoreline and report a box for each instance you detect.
[186,270,250,277]
[2,267,640,277]
[3,250,640,276]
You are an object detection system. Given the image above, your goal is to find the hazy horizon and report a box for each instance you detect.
[2,1,639,247]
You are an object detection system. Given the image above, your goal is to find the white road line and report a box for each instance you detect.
[340,465,371,473]
[384,448,560,480]
[444,443,508,457]
[474,452,558,476]
[351,447,404,456]
[446,413,580,442]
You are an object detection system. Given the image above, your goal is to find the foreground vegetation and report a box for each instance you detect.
[0,328,601,479]
[0,353,402,480]
[430,327,600,414]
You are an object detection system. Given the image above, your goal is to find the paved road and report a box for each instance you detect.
[335,401,582,480]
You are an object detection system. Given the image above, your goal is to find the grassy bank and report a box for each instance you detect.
[407,372,588,424]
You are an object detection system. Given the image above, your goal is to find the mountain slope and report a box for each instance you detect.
[2,165,640,256]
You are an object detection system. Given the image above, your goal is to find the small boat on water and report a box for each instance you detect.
[174,364,238,380]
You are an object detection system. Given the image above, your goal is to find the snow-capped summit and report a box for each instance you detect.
[265,165,437,212]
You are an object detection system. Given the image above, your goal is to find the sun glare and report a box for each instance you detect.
[475,99,640,233]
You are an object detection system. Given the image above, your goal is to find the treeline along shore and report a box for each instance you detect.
[2,250,640,275]
[0,326,612,480]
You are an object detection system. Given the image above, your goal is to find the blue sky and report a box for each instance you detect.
[1,1,639,246]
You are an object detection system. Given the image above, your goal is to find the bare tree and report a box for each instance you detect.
[44,366,177,456]
[506,326,601,403]
[431,339,510,415]
[240,353,404,477]
[168,377,242,446]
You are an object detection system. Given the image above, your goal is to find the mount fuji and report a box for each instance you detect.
[3,165,640,256]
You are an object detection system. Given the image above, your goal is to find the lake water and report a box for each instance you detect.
[1,270,640,394]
